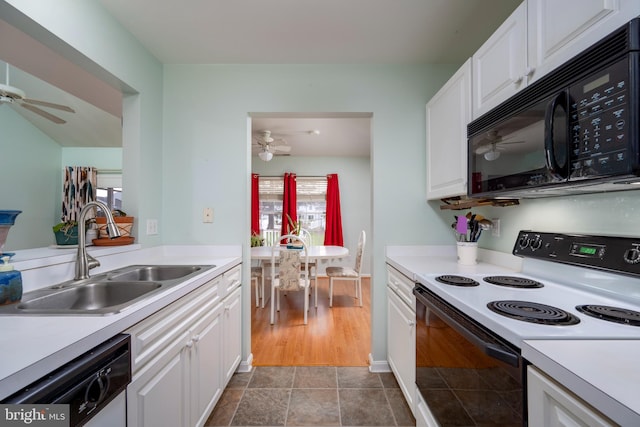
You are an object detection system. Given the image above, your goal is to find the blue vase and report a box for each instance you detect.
[0,210,22,226]
[0,255,22,305]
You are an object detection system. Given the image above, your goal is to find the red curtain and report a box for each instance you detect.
[251,174,260,236]
[324,174,344,246]
[280,172,297,237]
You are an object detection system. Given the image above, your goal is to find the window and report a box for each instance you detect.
[96,171,122,213]
[258,176,327,245]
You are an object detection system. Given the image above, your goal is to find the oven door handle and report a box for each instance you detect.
[414,287,520,367]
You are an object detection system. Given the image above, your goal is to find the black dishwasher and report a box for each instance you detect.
[2,334,131,426]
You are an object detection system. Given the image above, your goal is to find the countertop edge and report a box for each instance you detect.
[0,255,241,400]
[522,340,640,426]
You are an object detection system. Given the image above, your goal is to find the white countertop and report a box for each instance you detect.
[0,245,242,400]
[386,245,639,426]
[523,340,640,426]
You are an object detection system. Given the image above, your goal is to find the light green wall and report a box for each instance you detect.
[2,0,165,247]
[162,63,458,365]
[61,147,122,171]
[252,155,372,274]
[0,107,60,250]
[432,189,640,253]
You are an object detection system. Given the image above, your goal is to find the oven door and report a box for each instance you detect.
[413,283,525,426]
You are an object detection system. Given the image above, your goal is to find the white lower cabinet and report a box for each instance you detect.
[386,265,416,415]
[222,286,242,384]
[527,366,615,427]
[126,265,242,427]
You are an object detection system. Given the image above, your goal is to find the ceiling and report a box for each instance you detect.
[2,0,521,154]
[98,0,521,65]
[251,114,372,158]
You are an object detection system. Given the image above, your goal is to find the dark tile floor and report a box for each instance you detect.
[205,366,416,427]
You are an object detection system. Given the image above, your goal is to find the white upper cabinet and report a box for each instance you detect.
[473,0,640,120]
[426,58,472,200]
[472,2,528,119]
[528,0,640,83]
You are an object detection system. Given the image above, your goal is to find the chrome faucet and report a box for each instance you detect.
[75,201,121,280]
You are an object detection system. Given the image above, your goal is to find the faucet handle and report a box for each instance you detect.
[87,253,100,271]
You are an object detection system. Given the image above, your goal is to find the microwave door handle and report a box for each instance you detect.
[544,91,569,179]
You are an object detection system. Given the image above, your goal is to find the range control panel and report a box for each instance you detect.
[513,230,640,277]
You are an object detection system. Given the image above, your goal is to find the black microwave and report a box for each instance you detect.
[468,17,640,198]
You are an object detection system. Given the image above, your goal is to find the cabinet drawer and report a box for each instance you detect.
[126,276,222,374]
[221,264,241,298]
[386,265,415,309]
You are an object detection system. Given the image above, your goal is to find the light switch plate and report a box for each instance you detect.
[203,208,214,223]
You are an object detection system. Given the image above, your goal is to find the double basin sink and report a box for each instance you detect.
[0,264,215,316]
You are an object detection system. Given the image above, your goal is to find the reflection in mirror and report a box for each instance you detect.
[0,60,123,252]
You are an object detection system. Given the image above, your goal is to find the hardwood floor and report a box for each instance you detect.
[251,276,371,366]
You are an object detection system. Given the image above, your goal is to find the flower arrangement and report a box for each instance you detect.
[285,214,301,236]
[452,212,492,242]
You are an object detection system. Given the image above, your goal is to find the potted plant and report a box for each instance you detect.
[52,221,79,245]
[95,209,134,239]
[250,232,265,247]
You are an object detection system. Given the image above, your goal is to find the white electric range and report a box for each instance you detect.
[412,231,640,426]
[415,230,640,348]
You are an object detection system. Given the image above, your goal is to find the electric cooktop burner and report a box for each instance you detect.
[576,305,640,327]
[435,275,479,287]
[483,276,544,288]
[487,300,580,325]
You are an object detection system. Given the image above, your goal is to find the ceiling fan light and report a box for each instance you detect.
[258,150,273,161]
[484,150,501,161]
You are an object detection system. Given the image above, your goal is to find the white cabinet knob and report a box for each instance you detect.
[525,67,536,77]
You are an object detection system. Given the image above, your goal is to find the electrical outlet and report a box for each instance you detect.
[146,219,158,235]
[203,207,214,223]
[491,218,501,237]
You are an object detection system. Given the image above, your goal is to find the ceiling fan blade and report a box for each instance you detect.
[475,144,493,155]
[22,98,75,113]
[20,103,66,124]
[272,145,291,152]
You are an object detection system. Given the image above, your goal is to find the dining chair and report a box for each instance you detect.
[326,230,366,307]
[298,228,318,297]
[251,265,264,308]
[270,234,311,324]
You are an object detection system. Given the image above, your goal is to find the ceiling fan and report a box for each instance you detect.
[0,63,75,124]
[252,130,291,161]
[474,130,525,161]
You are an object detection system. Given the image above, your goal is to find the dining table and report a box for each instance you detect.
[250,244,349,312]
[250,245,349,261]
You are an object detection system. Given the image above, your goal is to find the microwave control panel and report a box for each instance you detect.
[568,58,630,179]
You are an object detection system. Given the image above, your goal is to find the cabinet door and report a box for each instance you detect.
[528,0,640,83]
[222,286,242,384]
[426,58,471,200]
[472,2,527,119]
[191,303,224,427]
[527,366,615,427]
[127,331,190,427]
[386,287,416,414]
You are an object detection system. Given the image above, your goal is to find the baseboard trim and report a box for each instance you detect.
[368,353,391,373]
[236,353,254,373]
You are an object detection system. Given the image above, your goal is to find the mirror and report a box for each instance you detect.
[0,20,123,252]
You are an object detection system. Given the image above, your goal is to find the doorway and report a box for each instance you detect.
[249,112,373,366]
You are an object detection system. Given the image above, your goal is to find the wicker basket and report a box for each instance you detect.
[95,216,134,238]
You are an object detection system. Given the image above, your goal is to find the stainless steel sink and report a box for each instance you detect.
[16,281,162,314]
[107,265,204,282]
[0,264,215,316]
